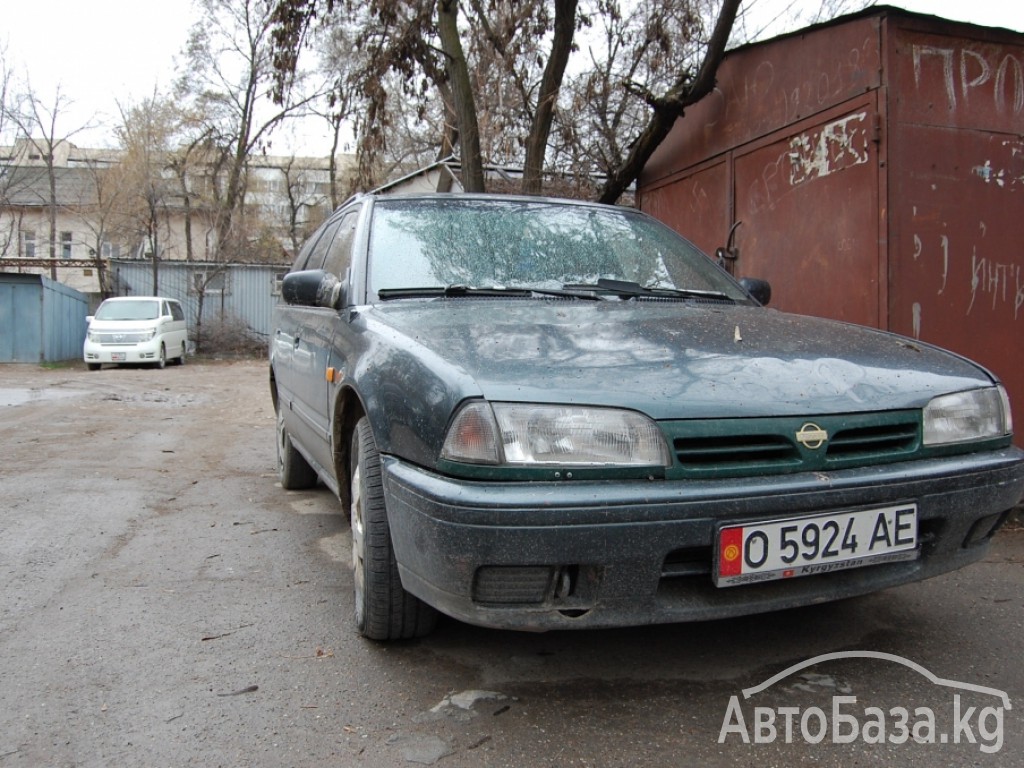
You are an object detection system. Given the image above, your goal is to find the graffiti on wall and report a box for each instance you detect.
[971,142,1024,189]
[912,43,1024,114]
[910,219,1023,336]
[789,112,871,185]
[747,112,872,215]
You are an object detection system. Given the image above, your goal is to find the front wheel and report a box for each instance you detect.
[350,417,438,640]
[155,344,167,369]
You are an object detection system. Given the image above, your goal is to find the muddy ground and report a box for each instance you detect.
[1,359,1022,767]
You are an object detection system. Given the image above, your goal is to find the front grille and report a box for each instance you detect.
[665,412,921,479]
[92,331,153,344]
[827,422,918,460]
[675,434,801,470]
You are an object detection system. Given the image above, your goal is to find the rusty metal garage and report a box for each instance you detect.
[639,6,1024,445]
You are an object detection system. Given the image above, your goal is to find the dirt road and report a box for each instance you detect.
[2,360,1022,767]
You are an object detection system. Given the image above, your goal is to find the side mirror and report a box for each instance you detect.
[739,277,771,306]
[282,269,346,309]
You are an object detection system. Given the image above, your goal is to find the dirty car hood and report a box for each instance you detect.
[368,300,992,419]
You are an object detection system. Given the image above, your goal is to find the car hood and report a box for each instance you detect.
[366,300,992,419]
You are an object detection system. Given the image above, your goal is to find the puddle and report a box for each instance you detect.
[0,388,86,407]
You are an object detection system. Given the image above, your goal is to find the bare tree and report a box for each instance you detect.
[314,16,449,188]
[269,0,745,201]
[596,0,740,203]
[9,84,93,277]
[178,0,326,262]
[0,47,22,258]
[115,96,180,294]
[277,155,328,254]
[76,154,127,297]
[166,129,217,264]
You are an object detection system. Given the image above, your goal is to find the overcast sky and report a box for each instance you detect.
[3,0,1024,153]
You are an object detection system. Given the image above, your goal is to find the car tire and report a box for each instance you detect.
[87,363,101,371]
[277,408,318,490]
[350,416,438,640]
[177,342,187,366]
[155,344,167,369]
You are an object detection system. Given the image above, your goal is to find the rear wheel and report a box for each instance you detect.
[277,408,318,489]
[87,363,100,371]
[350,416,438,640]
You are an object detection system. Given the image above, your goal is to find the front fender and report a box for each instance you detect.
[341,311,483,471]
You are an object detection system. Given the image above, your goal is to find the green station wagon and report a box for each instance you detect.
[270,193,1024,640]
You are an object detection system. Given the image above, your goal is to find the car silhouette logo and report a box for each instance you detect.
[743,650,1011,708]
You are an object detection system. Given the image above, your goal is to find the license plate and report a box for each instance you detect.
[715,504,918,587]
[111,352,127,362]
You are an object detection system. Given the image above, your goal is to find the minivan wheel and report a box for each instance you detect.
[350,417,438,640]
[276,408,317,490]
[155,344,167,369]
[177,342,187,365]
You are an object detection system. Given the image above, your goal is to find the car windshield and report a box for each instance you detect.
[366,198,748,301]
[94,299,161,321]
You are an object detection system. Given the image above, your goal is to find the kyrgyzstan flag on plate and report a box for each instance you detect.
[718,526,743,578]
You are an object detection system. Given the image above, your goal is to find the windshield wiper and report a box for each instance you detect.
[378,285,522,300]
[377,285,600,301]
[563,278,733,302]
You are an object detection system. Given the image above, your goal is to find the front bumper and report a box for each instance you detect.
[381,448,1024,631]
[83,339,162,364]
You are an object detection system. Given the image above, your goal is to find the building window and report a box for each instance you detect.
[20,230,36,258]
[101,241,121,259]
[273,271,286,296]
[61,231,72,259]
[190,270,228,295]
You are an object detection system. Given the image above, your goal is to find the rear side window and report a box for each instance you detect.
[301,218,344,272]
[323,211,358,279]
[291,237,317,272]
[169,302,185,322]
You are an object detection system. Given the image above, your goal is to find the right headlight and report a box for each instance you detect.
[441,401,670,467]
[923,386,1012,445]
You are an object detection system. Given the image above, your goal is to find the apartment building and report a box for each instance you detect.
[0,137,351,301]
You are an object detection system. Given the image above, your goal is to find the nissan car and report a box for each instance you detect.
[270,193,1024,640]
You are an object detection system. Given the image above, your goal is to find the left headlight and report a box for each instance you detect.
[923,386,1012,445]
[441,401,670,467]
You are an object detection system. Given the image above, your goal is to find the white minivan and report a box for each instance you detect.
[84,296,189,370]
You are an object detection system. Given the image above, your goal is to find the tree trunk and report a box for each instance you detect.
[437,0,485,192]
[47,159,57,279]
[521,0,578,196]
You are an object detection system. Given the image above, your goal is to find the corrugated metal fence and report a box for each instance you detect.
[0,273,89,362]
[109,260,285,344]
